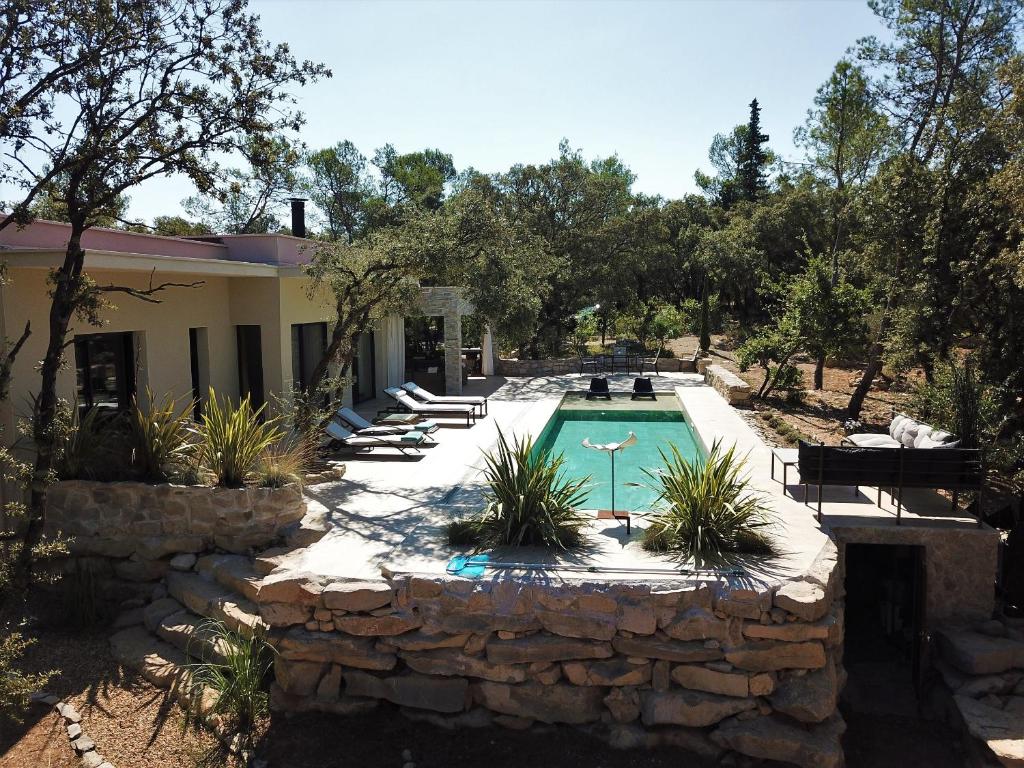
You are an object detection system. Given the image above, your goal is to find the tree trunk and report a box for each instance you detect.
[22,225,87,580]
[848,310,892,420]
[814,351,825,390]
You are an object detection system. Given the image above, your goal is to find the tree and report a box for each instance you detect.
[738,99,771,202]
[306,140,373,242]
[184,135,304,234]
[795,60,891,274]
[0,0,328,580]
[151,215,213,238]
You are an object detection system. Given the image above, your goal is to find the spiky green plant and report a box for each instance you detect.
[446,430,590,550]
[184,619,274,737]
[642,441,775,565]
[197,388,282,487]
[130,389,196,483]
[54,403,131,481]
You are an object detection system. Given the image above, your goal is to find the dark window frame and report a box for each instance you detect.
[73,331,136,412]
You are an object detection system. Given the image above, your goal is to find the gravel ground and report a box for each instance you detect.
[0,621,233,768]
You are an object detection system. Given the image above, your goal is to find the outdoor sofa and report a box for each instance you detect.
[844,412,959,449]
[796,439,985,526]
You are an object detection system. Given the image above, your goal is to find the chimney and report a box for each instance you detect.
[289,197,307,238]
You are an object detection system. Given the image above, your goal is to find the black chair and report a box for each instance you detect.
[641,346,662,375]
[631,377,656,400]
[585,377,611,400]
[578,351,601,375]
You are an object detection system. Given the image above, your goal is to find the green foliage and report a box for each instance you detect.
[446,430,590,550]
[197,389,283,488]
[54,405,132,481]
[185,620,274,737]
[130,390,197,483]
[737,327,804,399]
[641,442,775,565]
[0,632,55,724]
[911,358,997,449]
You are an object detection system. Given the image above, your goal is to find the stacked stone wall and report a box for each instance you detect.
[704,365,752,405]
[496,357,696,376]
[263,540,845,768]
[46,480,306,562]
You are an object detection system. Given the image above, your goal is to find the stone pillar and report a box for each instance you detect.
[481,326,495,376]
[443,311,462,394]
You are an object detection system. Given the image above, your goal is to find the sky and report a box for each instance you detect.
[124,0,886,222]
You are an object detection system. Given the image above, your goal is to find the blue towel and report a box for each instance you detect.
[400,432,423,443]
[413,420,437,432]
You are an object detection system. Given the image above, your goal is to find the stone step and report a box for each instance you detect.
[157,609,231,665]
[109,626,189,690]
[166,571,269,639]
[196,553,263,602]
[254,546,300,577]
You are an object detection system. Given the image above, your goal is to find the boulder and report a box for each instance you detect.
[640,689,757,728]
[343,670,468,714]
[774,581,829,622]
[143,597,184,633]
[662,608,736,643]
[725,641,826,672]
[276,627,396,671]
[535,610,617,641]
[603,686,641,723]
[400,648,527,683]
[275,658,326,697]
[711,714,845,768]
[486,635,613,664]
[322,580,394,612]
[562,658,651,687]
[617,604,657,635]
[333,613,421,637]
[671,664,750,698]
[954,695,1024,768]
[472,681,605,724]
[769,661,839,722]
[612,635,723,663]
[256,570,325,606]
[938,629,1024,676]
[169,553,198,571]
[388,631,470,652]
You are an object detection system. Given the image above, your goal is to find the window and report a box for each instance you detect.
[74,332,136,411]
[189,327,210,420]
[291,322,328,393]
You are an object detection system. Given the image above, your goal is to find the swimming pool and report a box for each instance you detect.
[532,395,703,512]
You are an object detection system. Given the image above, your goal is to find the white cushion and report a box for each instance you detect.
[889,413,909,439]
[892,418,914,443]
[917,436,961,449]
[847,434,901,448]
[929,429,956,444]
[900,422,922,448]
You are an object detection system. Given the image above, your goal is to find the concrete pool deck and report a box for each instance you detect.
[276,372,992,602]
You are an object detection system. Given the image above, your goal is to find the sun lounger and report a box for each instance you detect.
[322,421,426,456]
[585,376,611,400]
[631,377,656,400]
[335,407,437,441]
[384,387,476,426]
[400,381,487,416]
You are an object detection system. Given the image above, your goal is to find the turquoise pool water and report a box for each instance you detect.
[533,406,703,512]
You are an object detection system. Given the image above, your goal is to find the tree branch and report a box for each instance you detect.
[95,269,204,304]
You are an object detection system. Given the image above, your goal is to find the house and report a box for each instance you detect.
[0,204,484,439]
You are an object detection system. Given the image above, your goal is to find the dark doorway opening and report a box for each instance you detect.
[404,317,445,394]
[352,332,376,404]
[842,543,926,717]
[73,331,136,414]
[236,325,265,410]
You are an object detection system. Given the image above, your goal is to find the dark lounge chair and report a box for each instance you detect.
[631,377,656,400]
[796,440,985,525]
[585,376,611,400]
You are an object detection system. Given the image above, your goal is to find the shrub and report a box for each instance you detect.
[446,430,590,550]
[642,441,775,565]
[130,390,196,483]
[255,436,313,488]
[197,388,283,487]
[185,619,274,737]
[54,404,129,480]
[911,357,996,449]
[0,632,55,724]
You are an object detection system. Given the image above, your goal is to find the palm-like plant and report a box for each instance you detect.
[130,389,196,483]
[642,440,775,566]
[197,388,283,488]
[447,430,590,550]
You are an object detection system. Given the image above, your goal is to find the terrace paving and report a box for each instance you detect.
[279,373,990,592]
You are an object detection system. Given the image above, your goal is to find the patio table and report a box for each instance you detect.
[770,447,800,491]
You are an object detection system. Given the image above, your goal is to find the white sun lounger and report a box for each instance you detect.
[334,407,437,441]
[322,421,426,455]
[384,387,476,426]
[400,381,487,416]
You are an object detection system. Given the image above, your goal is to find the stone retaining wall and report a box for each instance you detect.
[262,539,845,768]
[704,364,752,405]
[46,480,306,561]
[497,357,696,376]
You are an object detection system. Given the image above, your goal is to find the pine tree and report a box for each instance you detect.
[738,99,770,202]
